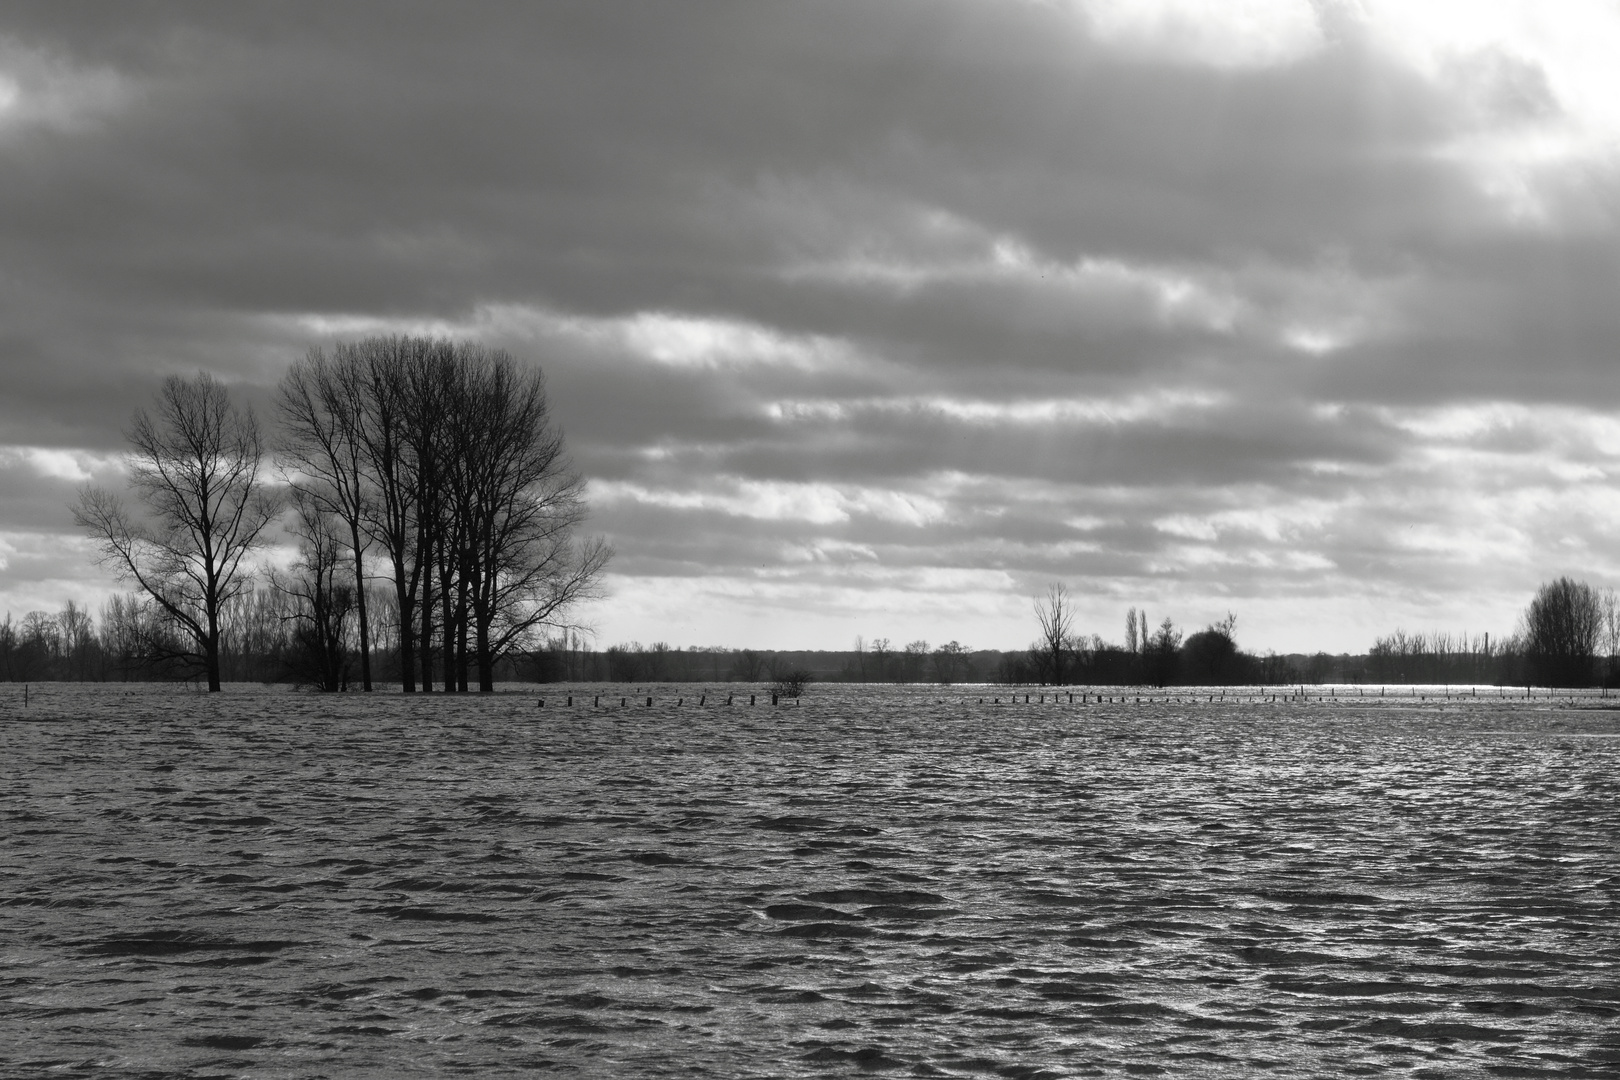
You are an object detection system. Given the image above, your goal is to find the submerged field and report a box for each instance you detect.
[3,683,1618,1078]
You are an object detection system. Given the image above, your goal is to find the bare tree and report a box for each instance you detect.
[932,640,971,685]
[1599,586,1620,687]
[97,592,176,681]
[1145,616,1183,687]
[453,347,609,690]
[730,648,763,682]
[0,613,14,681]
[18,611,59,680]
[644,642,672,682]
[273,485,355,692]
[282,338,609,693]
[870,637,891,682]
[278,347,375,690]
[770,668,814,698]
[348,337,429,690]
[608,643,645,682]
[74,374,279,691]
[1034,584,1074,685]
[58,600,94,680]
[900,640,930,682]
[1522,577,1602,688]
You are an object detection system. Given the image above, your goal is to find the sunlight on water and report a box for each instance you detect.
[2,683,1618,1077]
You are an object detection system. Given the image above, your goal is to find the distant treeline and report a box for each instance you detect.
[8,577,1615,690]
[0,589,523,688]
[0,609,1398,687]
[524,635,1577,687]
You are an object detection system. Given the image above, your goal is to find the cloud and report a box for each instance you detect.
[1349,0,1620,223]
[0,2,1617,653]
[0,33,127,136]
[1077,0,1326,70]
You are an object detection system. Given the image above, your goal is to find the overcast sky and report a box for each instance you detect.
[3,1,1620,654]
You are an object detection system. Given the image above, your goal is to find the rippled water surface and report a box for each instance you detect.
[4,682,1619,1078]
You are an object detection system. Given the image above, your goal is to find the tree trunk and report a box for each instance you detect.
[455,571,470,692]
[205,616,222,692]
[457,619,469,693]
[396,569,416,693]
[477,618,495,692]
[351,524,372,691]
[419,569,435,692]
[440,551,456,692]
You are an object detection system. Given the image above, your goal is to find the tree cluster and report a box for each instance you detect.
[839,637,979,684]
[1016,578,1620,689]
[1020,586,1222,687]
[0,585,552,688]
[1519,576,1610,688]
[73,341,609,692]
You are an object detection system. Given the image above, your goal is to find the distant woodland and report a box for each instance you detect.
[4,576,1616,689]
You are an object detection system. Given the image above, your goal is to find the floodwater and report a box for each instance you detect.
[3,682,1618,1078]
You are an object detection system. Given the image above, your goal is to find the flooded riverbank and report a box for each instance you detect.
[3,683,1617,1077]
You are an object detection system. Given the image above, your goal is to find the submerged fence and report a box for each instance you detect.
[526,683,1620,711]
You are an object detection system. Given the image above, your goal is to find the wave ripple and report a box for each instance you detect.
[2,683,1618,1077]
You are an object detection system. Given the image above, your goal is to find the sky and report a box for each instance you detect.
[3,0,1620,655]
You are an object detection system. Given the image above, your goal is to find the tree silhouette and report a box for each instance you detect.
[1523,577,1601,688]
[1181,613,1238,684]
[1034,584,1074,684]
[74,374,279,691]
[1145,617,1182,687]
[278,347,375,690]
[275,337,609,692]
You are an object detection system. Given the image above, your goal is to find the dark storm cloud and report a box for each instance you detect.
[3,1,1620,649]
